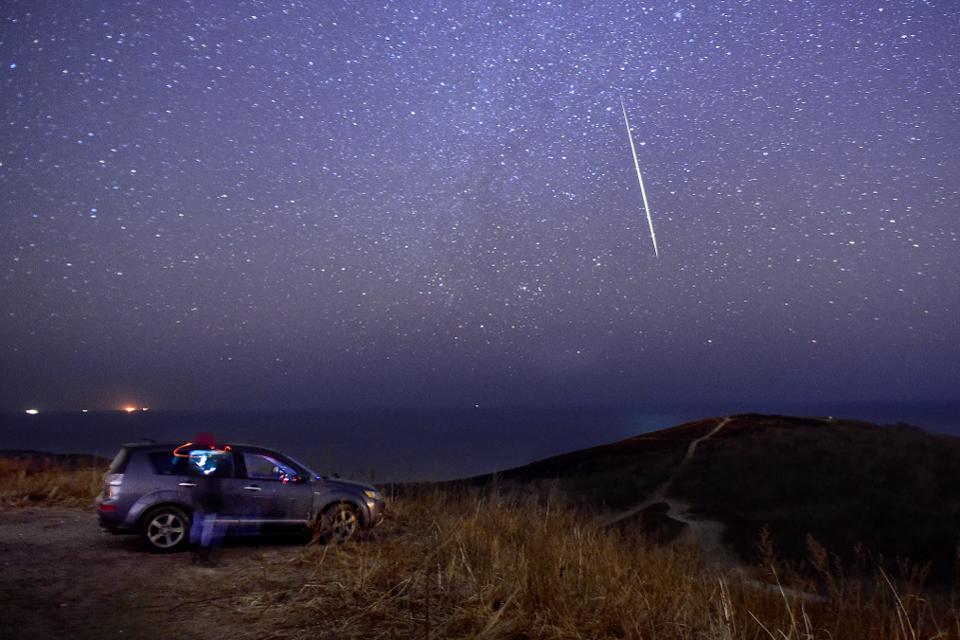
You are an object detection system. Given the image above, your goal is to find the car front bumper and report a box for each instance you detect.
[364,498,386,527]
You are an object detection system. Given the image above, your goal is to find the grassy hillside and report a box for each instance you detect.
[1,460,958,639]
[463,417,721,510]
[670,415,960,580]
[5,414,958,582]
[468,414,960,583]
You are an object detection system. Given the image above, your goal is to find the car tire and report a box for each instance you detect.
[317,502,360,544]
[141,505,191,553]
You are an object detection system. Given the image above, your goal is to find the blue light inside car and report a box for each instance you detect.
[189,450,223,475]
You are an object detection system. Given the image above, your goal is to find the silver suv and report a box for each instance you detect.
[95,441,386,552]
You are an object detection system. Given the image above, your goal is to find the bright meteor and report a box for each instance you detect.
[620,96,659,258]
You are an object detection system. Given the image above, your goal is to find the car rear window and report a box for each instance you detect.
[108,447,132,473]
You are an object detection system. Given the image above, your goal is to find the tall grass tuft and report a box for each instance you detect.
[0,458,103,507]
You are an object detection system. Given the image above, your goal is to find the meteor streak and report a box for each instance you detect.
[620,97,659,258]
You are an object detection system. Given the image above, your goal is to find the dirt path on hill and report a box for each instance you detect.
[600,417,731,528]
[599,416,825,601]
[0,507,310,640]
[600,416,734,564]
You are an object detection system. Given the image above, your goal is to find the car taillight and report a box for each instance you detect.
[106,473,123,499]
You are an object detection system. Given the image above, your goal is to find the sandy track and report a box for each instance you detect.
[0,507,309,640]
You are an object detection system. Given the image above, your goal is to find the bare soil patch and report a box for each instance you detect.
[0,507,309,640]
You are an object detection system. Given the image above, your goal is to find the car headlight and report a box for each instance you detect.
[364,489,381,500]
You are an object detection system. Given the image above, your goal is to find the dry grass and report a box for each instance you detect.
[1,465,957,639]
[237,486,959,640]
[0,458,103,507]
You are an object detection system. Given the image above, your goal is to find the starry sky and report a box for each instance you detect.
[1,1,958,412]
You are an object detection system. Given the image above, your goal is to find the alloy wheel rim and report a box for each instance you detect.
[332,509,357,542]
[147,513,185,548]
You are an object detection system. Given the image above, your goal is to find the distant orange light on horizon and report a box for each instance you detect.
[122,406,137,413]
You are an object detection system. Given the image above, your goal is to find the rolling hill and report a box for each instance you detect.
[465,414,960,582]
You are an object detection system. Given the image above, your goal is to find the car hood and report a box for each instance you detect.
[313,477,376,494]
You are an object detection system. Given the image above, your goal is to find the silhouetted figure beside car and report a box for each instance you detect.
[185,436,231,563]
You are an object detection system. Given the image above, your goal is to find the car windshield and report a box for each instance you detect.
[285,454,322,479]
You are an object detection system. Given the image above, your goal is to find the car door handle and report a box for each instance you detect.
[178,482,197,487]
[243,485,262,492]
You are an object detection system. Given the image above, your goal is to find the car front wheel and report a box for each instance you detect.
[320,502,359,544]
[141,506,191,553]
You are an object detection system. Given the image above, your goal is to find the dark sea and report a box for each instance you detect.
[2,402,958,482]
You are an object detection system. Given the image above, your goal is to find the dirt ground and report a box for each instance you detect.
[0,506,323,640]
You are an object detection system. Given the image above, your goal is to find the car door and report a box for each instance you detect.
[239,451,313,523]
[178,448,242,518]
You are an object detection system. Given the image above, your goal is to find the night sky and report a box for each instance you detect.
[2,1,958,412]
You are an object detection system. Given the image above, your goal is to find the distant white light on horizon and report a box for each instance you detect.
[25,409,39,415]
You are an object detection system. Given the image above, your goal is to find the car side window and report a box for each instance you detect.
[184,450,234,478]
[243,453,300,483]
[149,452,188,475]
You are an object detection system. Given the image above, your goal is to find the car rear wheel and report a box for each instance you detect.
[141,506,191,553]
